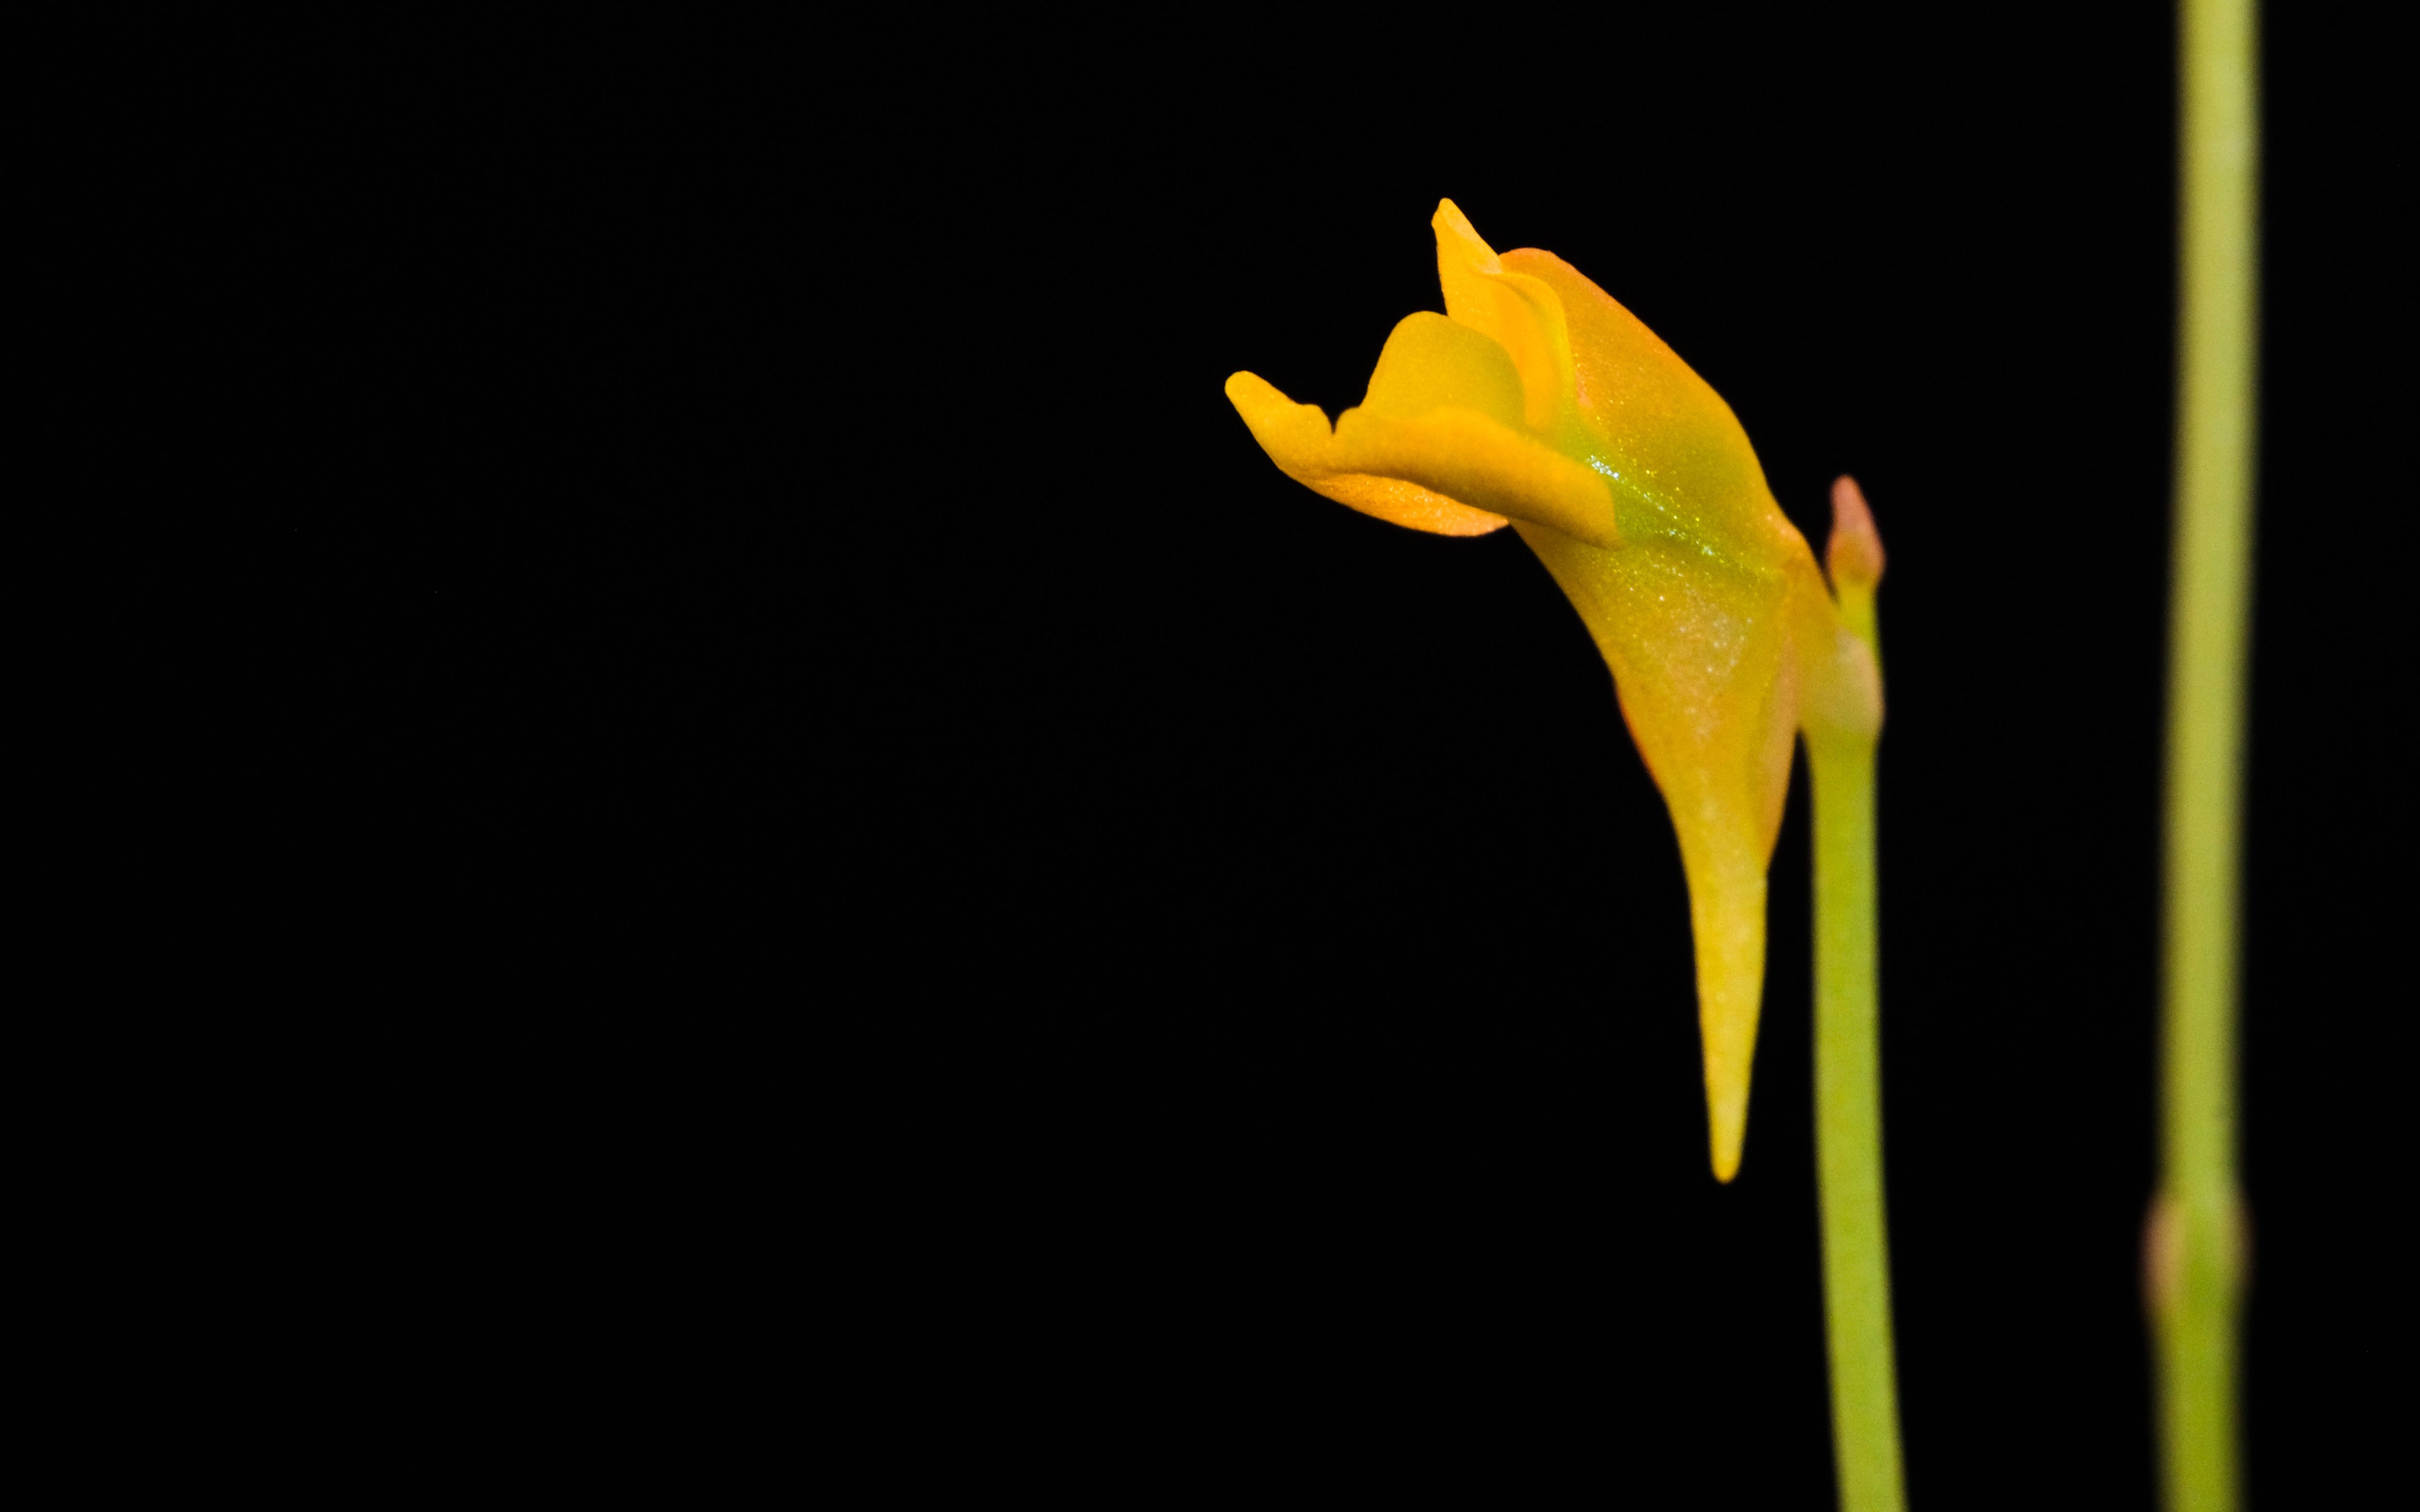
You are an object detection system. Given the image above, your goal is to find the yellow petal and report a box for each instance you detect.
[1328,408,1616,547]
[1226,314,1619,546]
[1225,370,1509,536]
[1433,200,1577,434]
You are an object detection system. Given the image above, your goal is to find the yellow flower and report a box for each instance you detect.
[1228,200,1879,1180]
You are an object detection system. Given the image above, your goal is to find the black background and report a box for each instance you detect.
[429,6,2401,1503]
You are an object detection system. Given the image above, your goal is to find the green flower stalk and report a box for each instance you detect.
[1813,478,1901,1512]
[2155,0,2258,1508]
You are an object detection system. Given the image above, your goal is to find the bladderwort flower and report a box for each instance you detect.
[1226,200,1882,1181]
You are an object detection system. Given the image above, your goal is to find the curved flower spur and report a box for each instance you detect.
[1226,200,1882,1182]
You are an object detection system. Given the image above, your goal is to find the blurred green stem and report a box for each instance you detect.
[1810,596,1902,1512]
[2157,0,2257,1508]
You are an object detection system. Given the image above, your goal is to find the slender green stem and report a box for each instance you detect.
[1810,716,1902,1512]
[2158,1,2256,1508]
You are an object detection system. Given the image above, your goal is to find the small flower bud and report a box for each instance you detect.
[1827,475,1886,595]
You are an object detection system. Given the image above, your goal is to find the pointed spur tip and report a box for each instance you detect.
[1713,1069,1752,1185]
[1707,1090,1747,1183]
